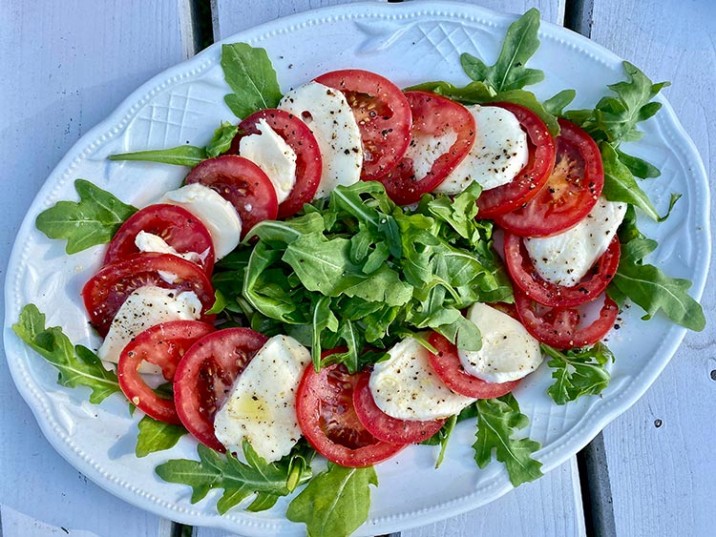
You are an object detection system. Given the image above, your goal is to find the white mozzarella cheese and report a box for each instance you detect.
[524,198,627,287]
[97,285,202,373]
[279,81,362,198]
[435,105,528,195]
[239,118,297,203]
[159,183,241,260]
[369,338,475,421]
[214,335,311,463]
[458,303,542,383]
[405,130,458,181]
[134,230,207,265]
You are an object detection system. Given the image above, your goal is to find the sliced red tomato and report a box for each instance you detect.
[314,69,412,181]
[104,204,215,275]
[185,155,278,236]
[231,109,322,219]
[514,289,619,350]
[352,370,444,444]
[476,102,556,218]
[426,332,520,398]
[173,327,268,452]
[504,232,621,308]
[82,252,215,336]
[376,91,475,205]
[494,119,604,236]
[117,320,215,424]
[296,360,405,467]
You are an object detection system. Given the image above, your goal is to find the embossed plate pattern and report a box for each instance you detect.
[2,2,710,535]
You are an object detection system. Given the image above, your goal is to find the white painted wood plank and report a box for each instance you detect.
[588,0,716,536]
[206,5,582,537]
[0,1,188,536]
[212,0,566,37]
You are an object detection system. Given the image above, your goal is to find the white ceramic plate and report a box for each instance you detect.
[3,1,710,535]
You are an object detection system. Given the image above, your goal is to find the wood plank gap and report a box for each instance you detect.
[564,0,595,37]
[576,433,616,537]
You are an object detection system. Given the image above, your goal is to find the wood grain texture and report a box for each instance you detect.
[588,1,716,536]
[206,5,583,537]
[212,0,566,37]
[0,1,188,536]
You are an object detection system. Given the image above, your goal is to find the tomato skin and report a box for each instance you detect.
[352,371,445,444]
[376,91,475,205]
[476,102,556,218]
[117,320,215,424]
[173,327,269,452]
[104,204,215,275]
[82,252,215,337]
[185,155,278,236]
[494,119,604,236]
[514,289,619,350]
[232,109,322,219]
[314,69,412,181]
[296,361,405,467]
[426,332,520,398]
[504,233,621,308]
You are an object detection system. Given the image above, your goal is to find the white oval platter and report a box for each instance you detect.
[3,1,710,535]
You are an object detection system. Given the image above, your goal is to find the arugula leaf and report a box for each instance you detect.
[600,142,660,220]
[35,179,137,254]
[610,209,705,331]
[543,343,614,404]
[206,121,239,158]
[156,441,312,514]
[543,89,576,116]
[474,394,543,487]
[286,464,377,537]
[13,304,121,403]
[460,9,544,92]
[565,61,669,145]
[135,415,186,457]
[616,148,660,179]
[222,43,282,119]
[108,145,207,167]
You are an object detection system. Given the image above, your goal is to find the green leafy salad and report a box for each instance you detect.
[12,9,705,537]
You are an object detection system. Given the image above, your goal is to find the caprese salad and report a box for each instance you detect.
[14,9,704,537]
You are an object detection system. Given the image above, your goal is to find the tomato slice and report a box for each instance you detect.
[314,69,412,181]
[173,327,268,452]
[352,370,444,444]
[494,119,604,236]
[104,204,215,275]
[82,252,215,336]
[117,320,215,424]
[231,109,322,219]
[504,232,621,308]
[476,102,556,218]
[296,361,405,467]
[185,155,278,236]
[514,289,619,349]
[426,332,520,398]
[376,91,475,205]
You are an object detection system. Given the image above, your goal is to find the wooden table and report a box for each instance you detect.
[1,1,713,536]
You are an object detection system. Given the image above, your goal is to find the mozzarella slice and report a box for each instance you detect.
[458,303,542,383]
[214,335,311,463]
[279,81,362,198]
[97,286,202,373]
[406,130,458,180]
[524,198,627,287]
[239,118,297,203]
[134,230,207,265]
[369,338,475,421]
[435,105,528,195]
[159,183,241,260]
